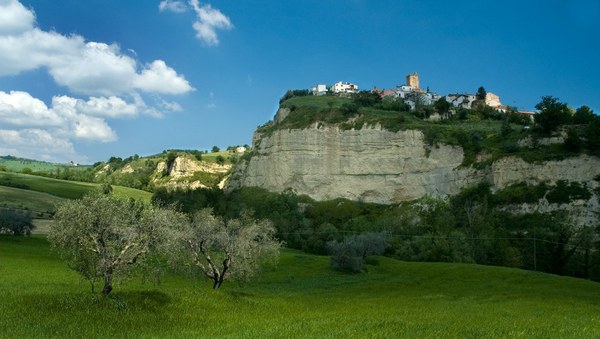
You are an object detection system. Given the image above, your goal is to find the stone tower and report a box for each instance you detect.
[406,72,419,89]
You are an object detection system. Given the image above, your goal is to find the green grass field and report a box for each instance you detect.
[0,172,151,203]
[0,172,96,199]
[0,158,61,172]
[1,235,600,338]
[0,157,92,173]
[0,186,66,214]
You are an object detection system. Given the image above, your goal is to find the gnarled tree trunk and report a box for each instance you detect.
[102,269,113,295]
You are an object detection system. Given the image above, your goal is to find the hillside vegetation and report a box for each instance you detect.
[1,235,600,337]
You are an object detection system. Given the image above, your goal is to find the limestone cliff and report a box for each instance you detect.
[155,156,230,190]
[228,125,600,207]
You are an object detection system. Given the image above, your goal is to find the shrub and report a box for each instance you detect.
[327,232,389,273]
[492,182,549,205]
[564,128,583,152]
[0,209,34,236]
[546,181,591,204]
[341,103,359,116]
[352,91,381,107]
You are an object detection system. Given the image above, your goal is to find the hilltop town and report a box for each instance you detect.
[311,73,535,118]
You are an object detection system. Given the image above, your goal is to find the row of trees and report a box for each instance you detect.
[49,192,281,295]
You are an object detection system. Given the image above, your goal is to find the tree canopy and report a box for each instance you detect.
[176,209,281,289]
[476,86,487,101]
[535,96,572,134]
[50,194,185,295]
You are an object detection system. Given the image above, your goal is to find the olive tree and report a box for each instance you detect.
[49,193,184,295]
[178,209,281,289]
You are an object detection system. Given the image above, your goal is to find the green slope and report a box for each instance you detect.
[0,186,66,215]
[0,172,151,202]
[1,236,599,338]
[0,172,95,198]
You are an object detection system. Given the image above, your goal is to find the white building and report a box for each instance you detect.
[311,84,328,96]
[446,94,476,109]
[331,81,359,94]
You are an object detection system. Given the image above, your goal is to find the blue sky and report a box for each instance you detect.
[0,0,599,163]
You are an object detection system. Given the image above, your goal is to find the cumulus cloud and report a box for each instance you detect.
[190,0,233,46]
[159,0,187,13]
[0,91,62,126]
[0,0,35,35]
[0,91,118,143]
[0,129,82,163]
[0,1,193,96]
[159,0,233,46]
[69,114,117,142]
[72,96,139,118]
[134,60,195,95]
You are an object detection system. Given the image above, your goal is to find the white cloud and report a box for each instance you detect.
[74,96,139,118]
[0,129,83,163]
[0,91,62,126]
[0,91,118,143]
[158,0,233,46]
[156,98,183,112]
[50,95,138,119]
[0,0,35,35]
[69,114,117,142]
[0,28,80,77]
[159,0,187,13]
[190,1,233,46]
[0,1,193,96]
[48,41,138,96]
[134,60,194,95]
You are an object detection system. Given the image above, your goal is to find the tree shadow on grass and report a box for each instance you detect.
[107,290,172,312]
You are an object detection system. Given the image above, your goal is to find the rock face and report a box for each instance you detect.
[228,126,600,206]
[154,156,231,190]
[169,156,229,178]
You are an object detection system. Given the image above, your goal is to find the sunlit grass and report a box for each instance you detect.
[0,185,66,214]
[0,172,151,202]
[2,236,600,338]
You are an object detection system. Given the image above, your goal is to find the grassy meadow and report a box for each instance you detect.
[1,235,600,338]
[0,185,66,215]
[0,172,151,203]
[0,157,65,172]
